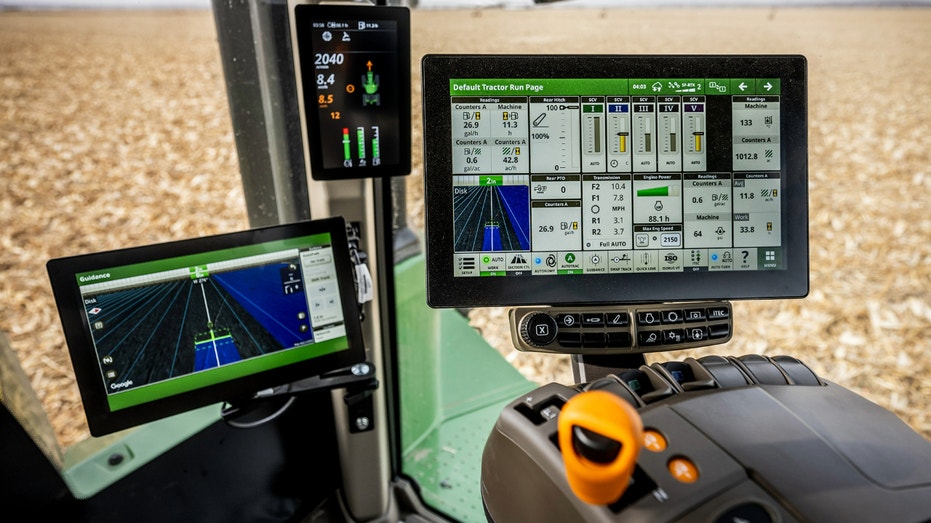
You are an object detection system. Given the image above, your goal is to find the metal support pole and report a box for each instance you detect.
[212,0,311,227]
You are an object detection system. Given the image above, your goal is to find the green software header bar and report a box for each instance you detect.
[75,233,331,286]
[450,78,781,96]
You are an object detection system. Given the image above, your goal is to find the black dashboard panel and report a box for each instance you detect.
[508,302,732,355]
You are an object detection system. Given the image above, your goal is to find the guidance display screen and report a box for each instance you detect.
[292,4,411,180]
[48,218,364,435]
[422,55,808,307]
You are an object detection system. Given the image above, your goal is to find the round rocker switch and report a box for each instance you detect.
[520,312,559,347]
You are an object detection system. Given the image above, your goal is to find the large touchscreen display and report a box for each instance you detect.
[423,56,808,307]
[76,236,345,411]
[48,218,364,435]
[451,78,782,273]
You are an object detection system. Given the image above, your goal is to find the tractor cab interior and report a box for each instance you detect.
[420,53,931,523]
[2,2,930,523]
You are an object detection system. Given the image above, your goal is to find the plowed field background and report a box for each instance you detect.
[1,7,929,448]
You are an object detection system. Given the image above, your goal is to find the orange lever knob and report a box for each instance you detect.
[558,390,644,505]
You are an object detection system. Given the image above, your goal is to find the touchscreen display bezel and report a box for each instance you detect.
[47,217,364,435]
[422,54,808,307]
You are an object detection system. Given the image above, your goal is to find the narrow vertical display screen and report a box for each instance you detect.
[293,5,411,180]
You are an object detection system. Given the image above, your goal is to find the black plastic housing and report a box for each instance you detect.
[422,55,808,307]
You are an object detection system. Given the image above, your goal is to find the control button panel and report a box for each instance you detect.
[510,301,732,354]
[495,355,822,522]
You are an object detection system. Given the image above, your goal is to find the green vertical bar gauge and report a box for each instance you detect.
[371,125,381,166]
[342,127,351,167]
[357,126,366,165]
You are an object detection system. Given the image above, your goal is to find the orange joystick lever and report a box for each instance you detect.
[558,390,644,505]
